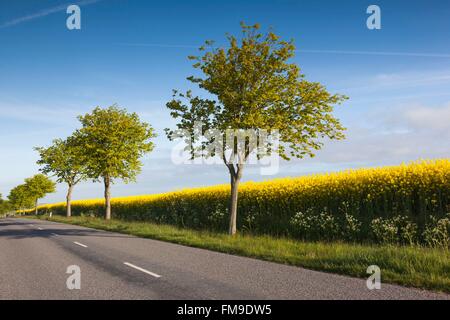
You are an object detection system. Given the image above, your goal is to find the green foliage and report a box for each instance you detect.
[24,174,56,204]
[8,184,34,210]
[35,135,87,187]
[423,214,450,249]
[76,105,156,183]
[289,209,362,242]
[18,174,56,214]
[0,194,12,215]
[341,212,363,241]
[290,209,339,241]
[166,22,347,161]
[370,216,418,245]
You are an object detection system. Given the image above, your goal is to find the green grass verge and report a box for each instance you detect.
[27,215,450,293]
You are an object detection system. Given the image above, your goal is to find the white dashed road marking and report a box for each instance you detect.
[123,262,161,278]
[73,241,88,248]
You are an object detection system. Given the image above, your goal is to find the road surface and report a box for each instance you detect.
[0,218,448,300]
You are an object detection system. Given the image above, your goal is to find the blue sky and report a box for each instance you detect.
[1,0,450,203]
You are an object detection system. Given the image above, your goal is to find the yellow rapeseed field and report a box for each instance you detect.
[34,159,450,240]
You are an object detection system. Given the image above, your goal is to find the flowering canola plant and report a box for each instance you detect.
[35,159,450,241]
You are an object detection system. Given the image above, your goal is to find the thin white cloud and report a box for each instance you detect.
[336,70,450,94]
[297,49,450,59]
[0,103,80,125]
[116,43,201,49]
[372,72,450,88]
[289,110,450,167]
[0,0,103,29]
[402,103,450,132]
[116,43,450,59]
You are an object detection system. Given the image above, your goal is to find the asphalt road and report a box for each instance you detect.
[0,217,448,300]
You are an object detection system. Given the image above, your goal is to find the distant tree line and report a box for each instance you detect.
[0,194,12,215]
[7,174,56,215]
[5,105,155,219]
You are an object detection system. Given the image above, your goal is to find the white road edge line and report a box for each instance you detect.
[123,262,161,278]
[73,241,88,248]
[51,233,59,236]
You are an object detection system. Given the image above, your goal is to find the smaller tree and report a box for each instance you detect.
[77,105,156,220]
[24,174,56,215]
[35,135,87,217]
[0,194,11,215]
[8,185,34,214]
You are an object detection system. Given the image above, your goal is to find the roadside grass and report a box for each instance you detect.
[27,215,450,293]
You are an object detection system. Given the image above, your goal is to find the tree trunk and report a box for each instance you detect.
[104,175,111,220]
[228,165,244,236]
[34,199,38,215]
[228,172,241,236]
[66,184,73,217]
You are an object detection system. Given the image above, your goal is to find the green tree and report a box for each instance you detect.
[77,105,156,220]
[35,135,87,217]
[166,23,347,235]
[24,174,56,215]
[0,194,10,215]
[8,184,34,214]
